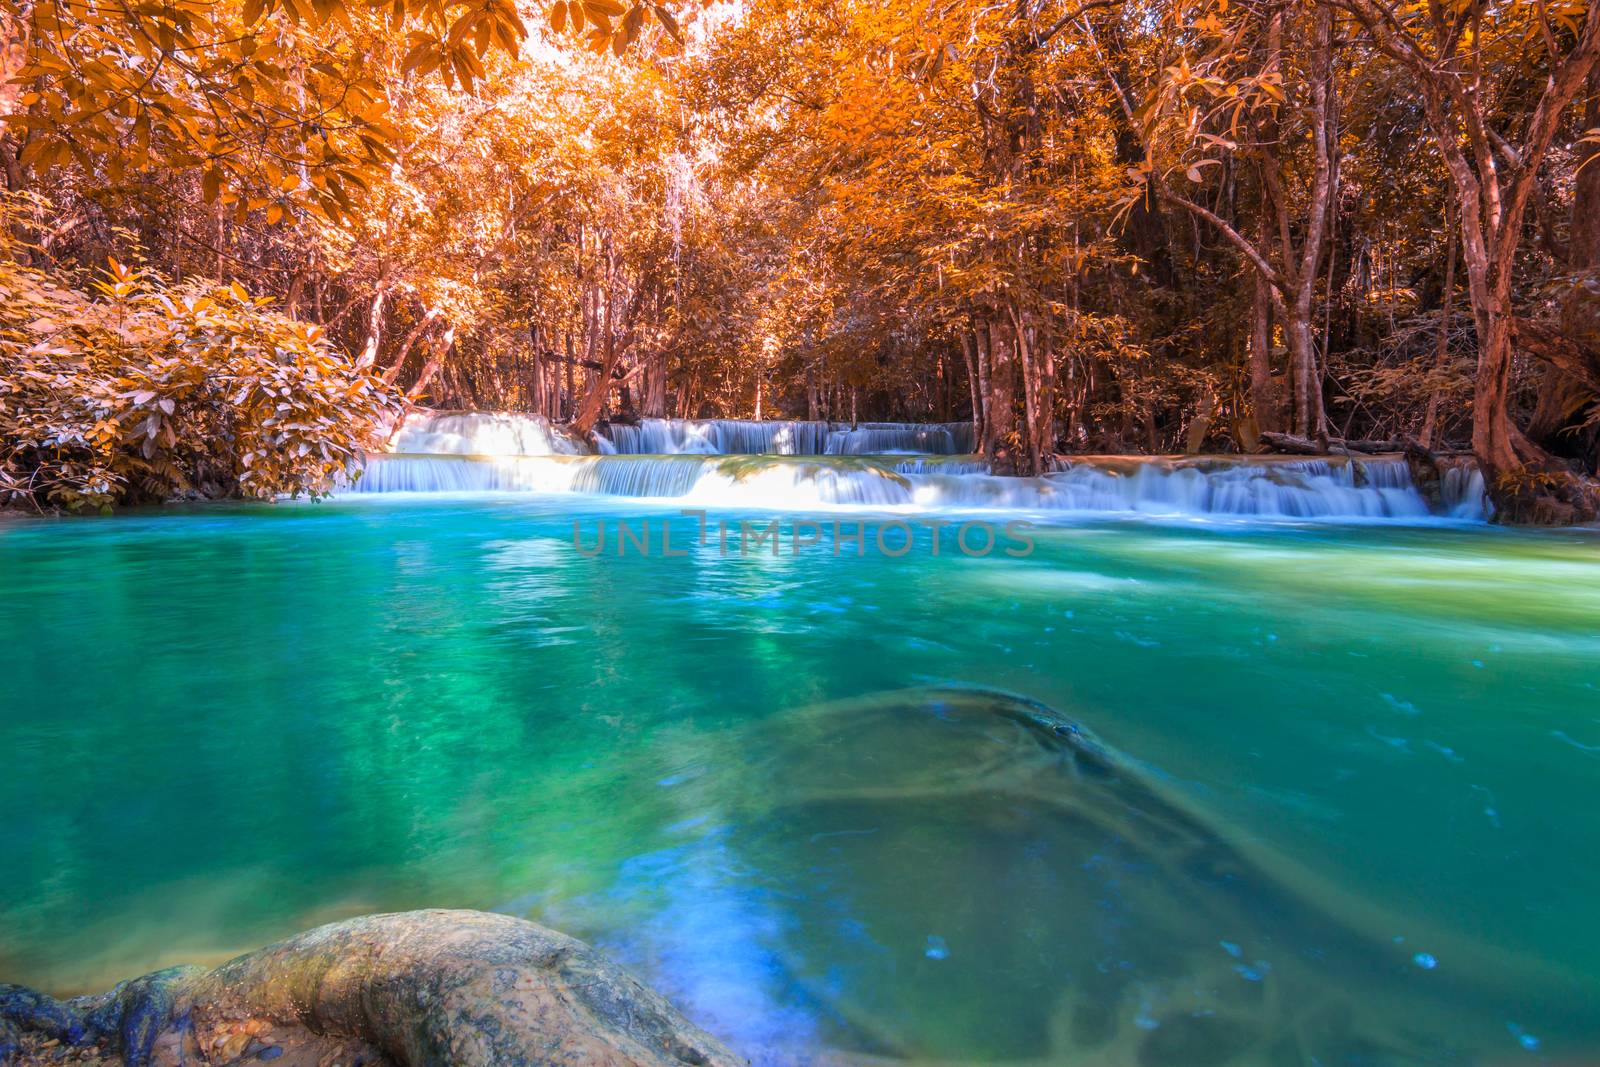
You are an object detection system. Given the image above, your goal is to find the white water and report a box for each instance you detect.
[824,424,971,455]
[1441,462,1491,520]
[348,451,1485,520]
[596,418,975,456]
[387,410,582,456]
[358,411,1489,520]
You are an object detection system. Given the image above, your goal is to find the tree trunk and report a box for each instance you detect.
[1008,300,1054,474]
[356,288,386,369]
[1472,306,1521,473]
[961,330,983,448]
[643,348,667,417]
[529,323,545,416]
[564,332,575,422]
[1247,221,1281,433]
[973,314,993,436]
[407,324,456,403]
[983,315,1019,470]
[572,335,619,434]
[1288,5,1335,443]
[381,308,441,386]
[1285,307,1326,441]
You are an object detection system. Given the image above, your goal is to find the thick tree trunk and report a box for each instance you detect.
[572,338,619,434]
[1008,300,1054,474]
[1365,0,1600,509]
[983,315,1019,470]
[529,323,545,416]
[1009,303,1040,473]
[643,348,667,417]
[1285,308,1326,441]
[1472,307,1522,473]
[572,268,650,435]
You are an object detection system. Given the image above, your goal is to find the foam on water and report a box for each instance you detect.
[356,412,1490,521]
[1441,462,1491,519]
[348,452,1481,520]
[387,410,583,456]
[596,418,974,456]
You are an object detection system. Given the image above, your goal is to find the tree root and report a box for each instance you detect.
[1485,465,1600,525]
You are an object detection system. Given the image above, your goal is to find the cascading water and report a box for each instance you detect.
[349,447,1487,521]
[1046,457,1432,518]
[387,410,583,457]
[597,419,824,455]
[352,409,1492,520]
[1440,461,1492,520]
[596,418,974,456]
[824,424,970,455]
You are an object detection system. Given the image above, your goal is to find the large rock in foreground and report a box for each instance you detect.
[0,910,742,1067]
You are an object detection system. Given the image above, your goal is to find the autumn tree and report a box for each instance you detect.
[1327,0,1600,515]
[1142,0,1340,442]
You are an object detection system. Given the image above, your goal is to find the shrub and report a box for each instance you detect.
[1,218,400,512]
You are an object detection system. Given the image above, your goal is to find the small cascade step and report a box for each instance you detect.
[346,449,1487,520]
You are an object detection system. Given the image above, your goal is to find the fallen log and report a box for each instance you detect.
[1258,431,1327,455]
[1260,432,1413,456]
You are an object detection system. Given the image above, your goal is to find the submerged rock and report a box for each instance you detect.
[0,911,740,1067]
[662,686,1595,1064]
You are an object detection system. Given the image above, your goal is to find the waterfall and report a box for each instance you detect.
[347,452,1468,520]
[824,424,967,455]
[1440,462,1490,520]
[596,419,973,456]
[1044,457,1430,519]
[387,410,582,457]
[349,410,1488,521]
[887,457,991,475]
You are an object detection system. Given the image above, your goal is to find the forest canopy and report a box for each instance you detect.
[3,0,1600,518]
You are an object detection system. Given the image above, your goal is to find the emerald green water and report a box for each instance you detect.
[3,498,1599,1063]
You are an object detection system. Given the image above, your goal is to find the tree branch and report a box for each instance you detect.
[1156,187,1285,291]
